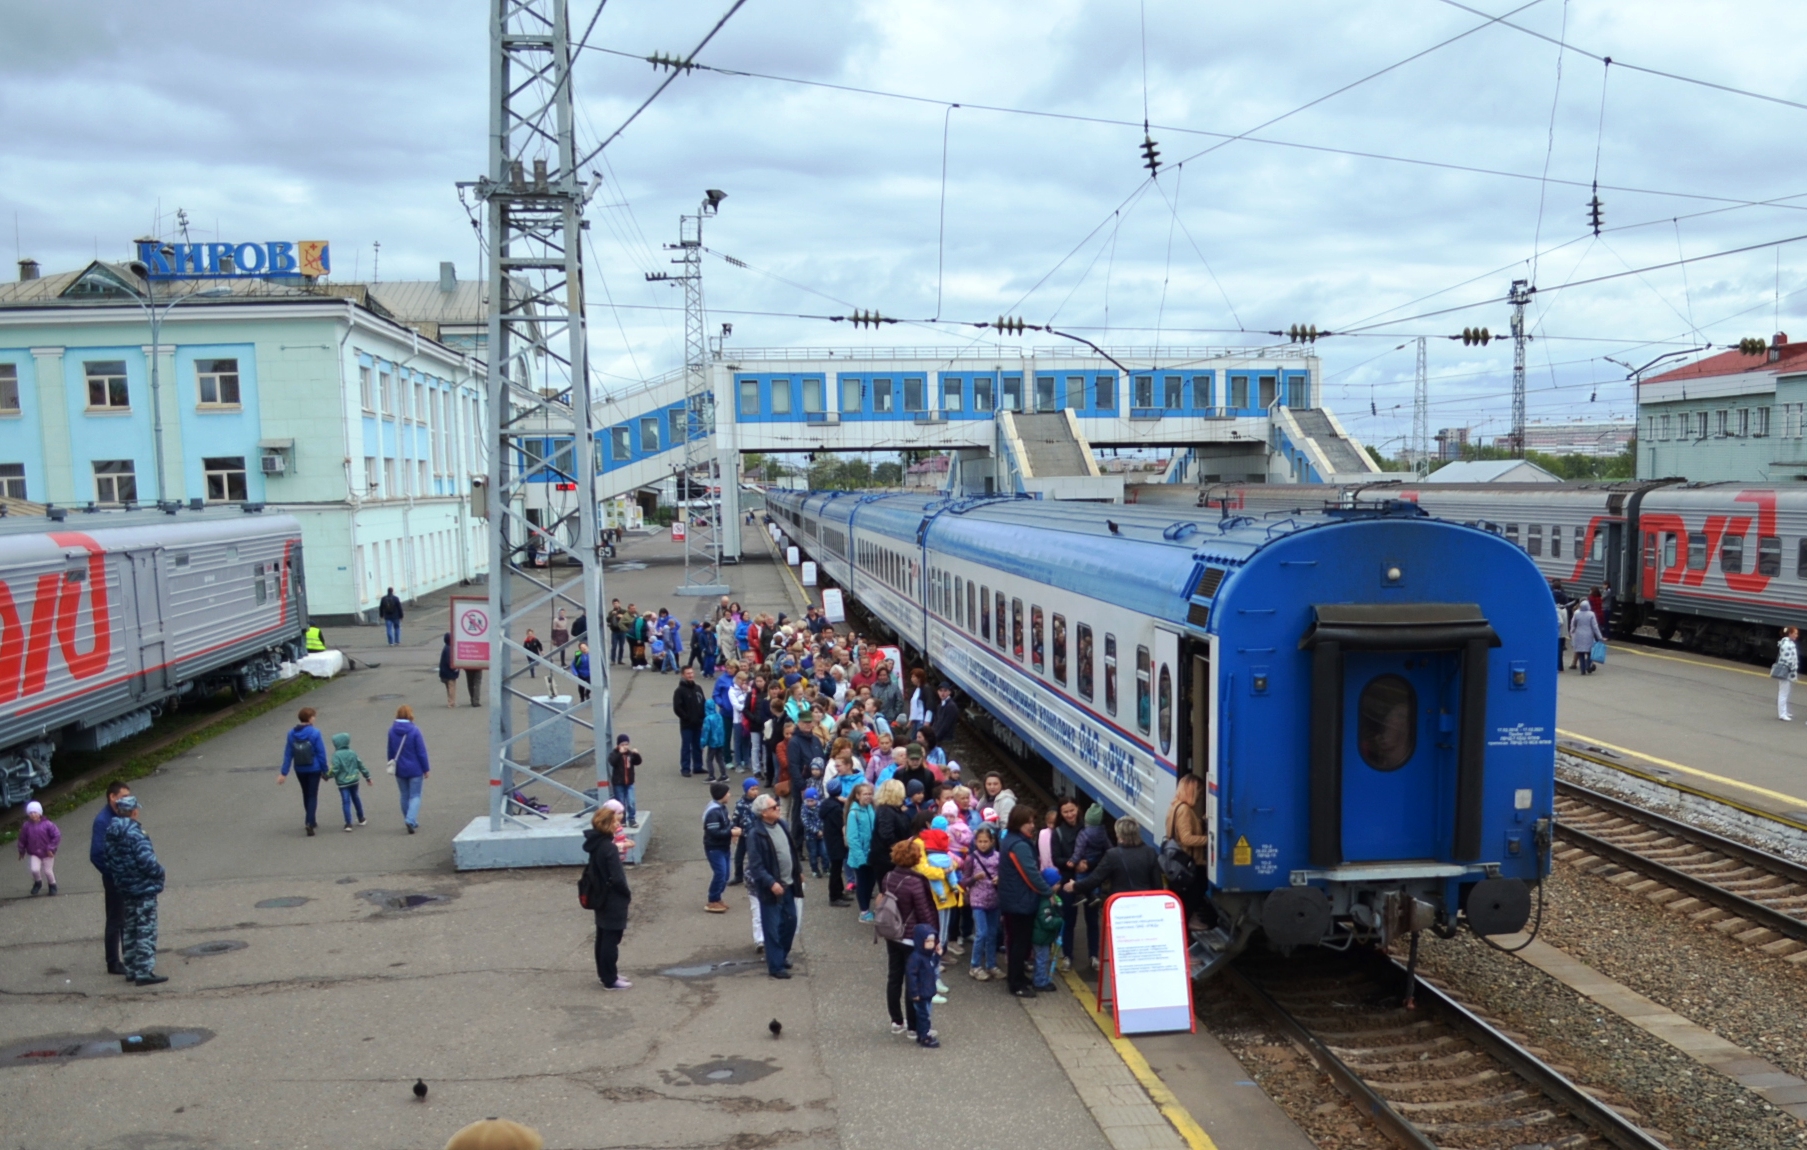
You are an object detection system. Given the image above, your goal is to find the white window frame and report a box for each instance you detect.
[196,357,241,408]
[203,456,248,502]
[85,361,130,410]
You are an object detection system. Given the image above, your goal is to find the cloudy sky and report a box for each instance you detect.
[4,0,1806,454]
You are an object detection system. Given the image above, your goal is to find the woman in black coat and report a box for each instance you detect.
[1069,817,1165,900]
[868,779,913,885]
[583,806,633,989]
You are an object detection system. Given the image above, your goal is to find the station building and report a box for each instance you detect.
[1639,333,1807,482]
[0,255,492,621]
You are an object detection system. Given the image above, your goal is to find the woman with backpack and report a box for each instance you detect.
[878,838,937,1037]
[581,805,633,990]
[1164,775,1212,925]
[277,706,330,836]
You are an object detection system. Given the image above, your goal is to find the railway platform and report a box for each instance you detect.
[0,522,1313,1150]
[1559,640,1807,828]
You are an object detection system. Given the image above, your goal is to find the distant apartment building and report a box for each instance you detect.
[1434,426,1470,461]
[1519,420,1635,458]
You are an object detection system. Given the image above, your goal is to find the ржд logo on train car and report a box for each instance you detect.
[0,536,114,705]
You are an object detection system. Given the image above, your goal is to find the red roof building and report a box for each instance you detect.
[1639,333,1807,482]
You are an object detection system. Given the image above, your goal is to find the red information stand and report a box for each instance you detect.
[1094,890,1196,1037]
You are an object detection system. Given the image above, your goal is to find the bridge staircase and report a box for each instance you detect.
[1271,406,1381,482]
[996,411,1124,501]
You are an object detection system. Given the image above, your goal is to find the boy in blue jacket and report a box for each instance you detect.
[905,923,942,1048]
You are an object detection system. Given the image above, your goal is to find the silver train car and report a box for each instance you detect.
[0,509,309,806]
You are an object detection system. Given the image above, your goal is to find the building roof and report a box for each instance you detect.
[0,260,400,320]
[366,279,488,327]
[1643,336,1807,387]
[1428,459,1560,483]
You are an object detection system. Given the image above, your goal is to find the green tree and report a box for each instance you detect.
[874,461,903,486]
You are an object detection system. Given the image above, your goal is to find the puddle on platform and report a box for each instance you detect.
[357,889,452,911]
[178,940,247,958]
[660,958,762,979]
[2,1028,214,1067]
[664,1057,778,1086]
[255,897,310,909]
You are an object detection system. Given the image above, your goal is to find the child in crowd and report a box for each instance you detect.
[328,732,372,831]
[801,787,827,878]
[917,825,961,1002]
[649,631,670,673]
[1032,866,1064,991]
[17,800,60,895]
[702,781,735,913]
[731,777,759,886]
[905,923,942,1049]
[940,801,973,955]
[963,825,1001,979]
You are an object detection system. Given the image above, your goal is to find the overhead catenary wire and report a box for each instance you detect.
[1529,0,1570,283]
[574,0,748,168]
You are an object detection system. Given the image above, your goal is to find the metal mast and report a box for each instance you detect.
[1508,278,1531,458]
[468,0,608,834]
[1412,335,1428,477]
[650,196,730,596]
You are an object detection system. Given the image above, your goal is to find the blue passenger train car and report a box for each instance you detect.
[769,489,1555,955]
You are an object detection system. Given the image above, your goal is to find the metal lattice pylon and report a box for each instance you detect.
[650,200,730,596]
[466,0,608,832]
[1509,278,1531,459]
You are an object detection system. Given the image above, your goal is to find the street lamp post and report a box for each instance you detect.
[125,249,229,505]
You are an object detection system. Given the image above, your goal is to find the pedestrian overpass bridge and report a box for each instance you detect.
[528,345,1380,560]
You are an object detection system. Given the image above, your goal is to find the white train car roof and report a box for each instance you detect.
[0,508,302,567]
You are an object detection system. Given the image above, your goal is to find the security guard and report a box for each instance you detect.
[304,624,326,653]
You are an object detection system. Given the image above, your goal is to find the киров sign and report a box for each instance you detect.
[134,240,330,280]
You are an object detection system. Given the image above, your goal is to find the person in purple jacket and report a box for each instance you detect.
[386,704,432,834]
[278,707,331,836]
[18,800,61,895]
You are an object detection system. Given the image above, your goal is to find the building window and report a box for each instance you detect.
[1738,408,1750,437]
[196,358,240,407]
[1756,406,1771,437]
[1094,374,1116,410]
[419,460,429,493]
[668,408,686,449]
[840,376,862,413]
[384,458,397,494]
[973,377,994,412]
[1659,413,1671,440]
[771,379,793,415]
[85,361,130,409]
[365,456,378,492]
[413,382,425,423]
[0,364,18,413]
[360,365,374,410]
[1001,375,1022,412]
[903,377,925,412]
[1191,374,1212,408]
[0,463,24,499]
[1716,409,1730,436]
[802,377,825,413]
[1759,535,1782,577]
[1229,375,1250,408]
[1034,376,1056,411]
[380,371,394,415]
[1076,623,1094,700]
[204,456,248,502]
[1722,533,1744,574]
[1259,375,1278,407]
[639,415,660,452]
[1052,613,1067,684]
[1104,634,1118,715]
[738,379,761,416]
[1066,376,1085,409]
[1163,375,1183,409]
[1031,605,1045,672]
[873,378,895,413]
[1135,645,1152,733]
[942,377,963,412]
[93,459,136,503]
[610,428,631,461]
[1505,523,1518,547]
[1133,375,1154,407]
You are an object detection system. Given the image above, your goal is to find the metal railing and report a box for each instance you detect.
[716,345,1314,364]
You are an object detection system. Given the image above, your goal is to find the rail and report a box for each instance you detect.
[1223,949,1670,1150]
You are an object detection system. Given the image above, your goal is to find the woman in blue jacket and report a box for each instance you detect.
[995,802,1054,998]
[387,704,432,834]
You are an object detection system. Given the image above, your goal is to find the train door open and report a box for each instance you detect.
[1302,604,1497,867]
[130,551,167,697]
[1641,529,1659,600]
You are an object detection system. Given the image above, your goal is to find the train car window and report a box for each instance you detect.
[1798,540,1807,578]
[1505,523,1519,547]
[996,591,1006,650]
[172,552,190,568]
[1135,646,1152,734]
[1550,528,1562,558]
[1357,675,1416,772]
[954,577,964,627]
[1722,535,1744,575]
[1104,634,1118,714]
[1664,534,1678,569]
[1076,624,1094,700]
[1687,533,1708,570]
[1575,526,1585,556]
[254,564,267,605]
[1031,606,1045,672]
[968,581,977,633]
[1591,530,1603,561]
[981,586,991,640]
[1157,663,1173,756]
[1052,614,1068,684]
[1012,599,1024,662]
[1527,525,1542,556]
[1759,536,1782,577]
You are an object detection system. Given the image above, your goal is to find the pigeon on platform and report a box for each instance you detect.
[413,1079,429,1101]
[769,1019,782,1039]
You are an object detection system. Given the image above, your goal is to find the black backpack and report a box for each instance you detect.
[290,729,316,769]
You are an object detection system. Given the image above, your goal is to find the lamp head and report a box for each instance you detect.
[703,188,727,211]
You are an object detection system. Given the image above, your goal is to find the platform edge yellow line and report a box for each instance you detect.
[1604,642,1767,678]
[1059,968,1220,1150]
[1557,727,1807,808]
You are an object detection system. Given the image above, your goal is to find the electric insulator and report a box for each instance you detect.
[1140,134,1162,176]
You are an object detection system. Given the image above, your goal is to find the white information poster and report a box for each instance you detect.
[821,588,846,624]
[875,645,903,679]
[786,546,800,566]
[1102,891,1194,1035]
[671,520,687,542]
[800,561,818,587]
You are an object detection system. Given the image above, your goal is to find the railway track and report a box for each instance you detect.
[1554,779,1807,960]
[1225,948,1671,1150]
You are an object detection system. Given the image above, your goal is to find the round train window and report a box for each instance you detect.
[1356,675,1416,772]
[1157,664,1173,756]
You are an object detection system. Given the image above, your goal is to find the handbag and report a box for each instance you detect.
[386,760,397,776]
[1772,661,1793,680]
[1589,640,1607,664]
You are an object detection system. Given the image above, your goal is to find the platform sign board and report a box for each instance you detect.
[1100,891,1194,1036]
[801,561,818,587]
[671,520,687,542]
[449,596,492,669]
[821,588,846,624]
[786,546,800,566]
[875,645,902,679]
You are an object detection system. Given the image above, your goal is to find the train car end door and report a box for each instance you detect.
[130,551,168,696]
[1339,651,1447,861]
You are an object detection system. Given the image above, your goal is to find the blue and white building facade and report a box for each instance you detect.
[0,260,491,620]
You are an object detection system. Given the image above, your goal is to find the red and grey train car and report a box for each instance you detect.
[1192,480,1803,661]
[0,509,309,806]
